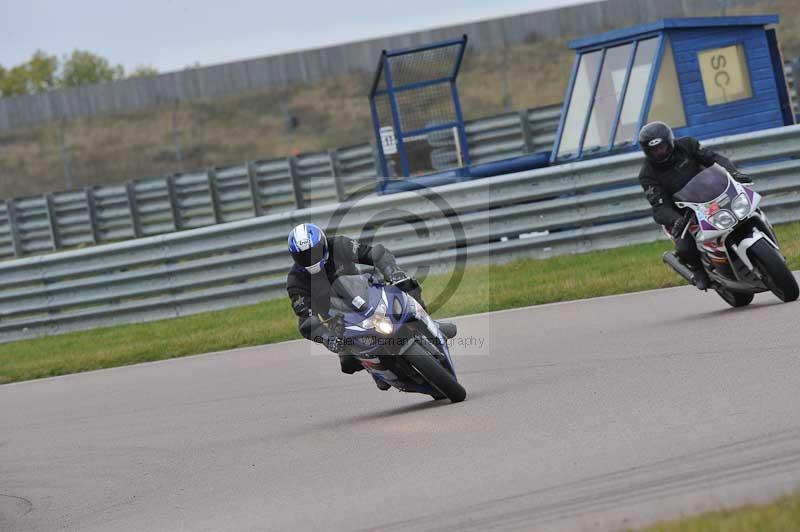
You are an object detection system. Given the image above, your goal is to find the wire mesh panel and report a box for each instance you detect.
[370,36,470,179]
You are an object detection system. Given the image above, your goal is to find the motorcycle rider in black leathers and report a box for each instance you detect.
[638,122,752,290]
[286,223,456,390]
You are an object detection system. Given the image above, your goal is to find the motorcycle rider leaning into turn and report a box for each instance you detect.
[285,223,457,390]
[637,121,753,291]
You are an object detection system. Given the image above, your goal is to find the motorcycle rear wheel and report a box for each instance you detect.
[748,239,799,302]
[405,343,466,403]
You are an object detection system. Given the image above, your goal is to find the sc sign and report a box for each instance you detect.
[698,44,753,106]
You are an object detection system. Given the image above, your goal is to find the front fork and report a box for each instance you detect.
[727,212,780,273]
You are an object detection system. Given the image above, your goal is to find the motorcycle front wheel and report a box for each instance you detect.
[748,239,799,302]
[405,343,466,403]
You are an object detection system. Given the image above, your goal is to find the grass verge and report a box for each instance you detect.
[633,492,800,531]
[1,222,798,385]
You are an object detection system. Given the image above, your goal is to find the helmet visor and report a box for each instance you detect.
[292,243,327,268]
[646,141,673,163]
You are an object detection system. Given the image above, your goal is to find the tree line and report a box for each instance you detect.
[0,50,159,97]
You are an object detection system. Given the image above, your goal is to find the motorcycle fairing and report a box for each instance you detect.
[329,275,455,395]
[669,164,782,288]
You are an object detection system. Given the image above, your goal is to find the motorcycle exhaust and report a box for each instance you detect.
[662,252,695,284]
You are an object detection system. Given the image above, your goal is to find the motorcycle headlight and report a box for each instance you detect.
[709,210,737,230]
[731,193,750,219]
[375,319,394,335]
[359,300,393,333]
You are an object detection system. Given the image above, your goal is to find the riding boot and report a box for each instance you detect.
[339,354,364,374]
[372,373,391,390]
[676,236,709,291]
[436,321,457,339]
[686,263,710,291]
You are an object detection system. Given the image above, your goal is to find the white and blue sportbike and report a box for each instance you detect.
[325,274,466,403]
[663,163,798,307]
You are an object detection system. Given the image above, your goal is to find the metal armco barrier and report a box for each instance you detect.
[785,59,799,112]
[0,104,562,260]
[465,105,561,165]
[1,124,800,344]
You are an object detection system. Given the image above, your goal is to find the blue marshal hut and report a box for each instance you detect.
[551,15,795,163]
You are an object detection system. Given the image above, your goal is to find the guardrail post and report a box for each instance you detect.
[84,187,101,244]
[166,175,183,231]
[793,58,800,115]
[245,161,265,217]
[125,182,143,238]
[207,167,222,224]
[5,199,22,257]
[329,149,347,202]
[370,141,383,179]
[44,193,61,251]
[288,156,305,209]
[520,109,535,153]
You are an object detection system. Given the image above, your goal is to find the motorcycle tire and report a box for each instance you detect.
[405,343,466,403]
[748,239,799,302]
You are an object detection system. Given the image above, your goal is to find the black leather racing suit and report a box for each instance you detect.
[638,137,739,269]
[286,235,423,373]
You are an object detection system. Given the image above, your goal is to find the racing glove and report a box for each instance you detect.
[292,295,313,319]
[389,270,410,284]
[670,216,688,240]
[731,171,753,184]
[323,334,343,354]
[323,316,345,354]
[389,270,420,294]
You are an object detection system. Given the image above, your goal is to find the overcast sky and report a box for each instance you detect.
[1,0,592,73]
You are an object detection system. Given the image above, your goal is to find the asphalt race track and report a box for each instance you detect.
[2,281,800,532]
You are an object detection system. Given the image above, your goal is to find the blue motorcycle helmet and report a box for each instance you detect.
[288,223,329,274]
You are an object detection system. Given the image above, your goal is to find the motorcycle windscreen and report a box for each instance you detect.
[331,274,371,311]
[673,164,730,203]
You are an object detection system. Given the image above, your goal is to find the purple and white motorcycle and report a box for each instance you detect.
[662,163,798,307]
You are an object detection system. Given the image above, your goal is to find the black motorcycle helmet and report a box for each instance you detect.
[638,121,675,165]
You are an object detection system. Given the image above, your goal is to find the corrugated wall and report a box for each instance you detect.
[0,0,759,130]
[673,26,785,137]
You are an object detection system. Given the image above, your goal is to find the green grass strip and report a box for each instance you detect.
[633,492,800,531]
[1,222,798,385]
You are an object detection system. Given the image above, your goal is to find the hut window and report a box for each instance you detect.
[648,39,687,127]
[557,50,603,158]
[583,43,634,153]
[613,38,659,146]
